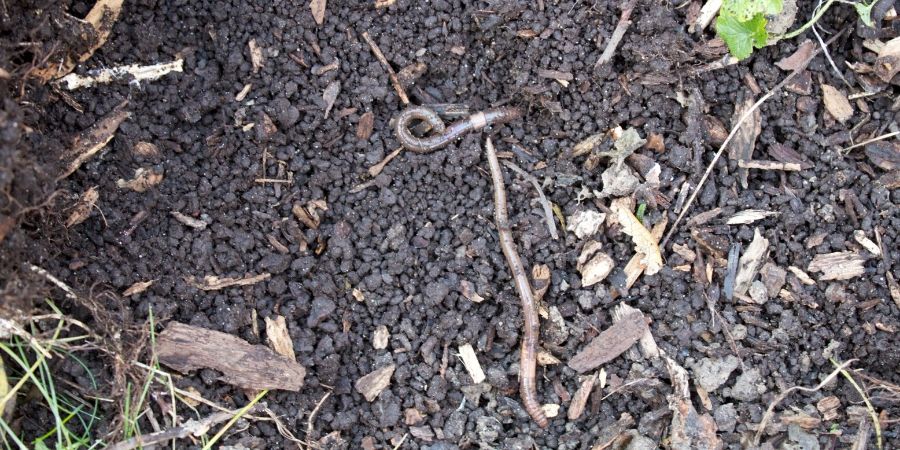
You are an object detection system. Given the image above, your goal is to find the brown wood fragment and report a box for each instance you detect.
[264,315,295,361]
[367,146,403,177]
[357,111,375,141]
[171,211,207,230]
[737,159,802,171]
[775,40,816,72]
[292,199,327,229]
[568,311,647,373]
[567,374,595,421]
[157,322,305,391]
[185,273,271,290]
[767,143,813,169]
[878,170,900,189]
[821,84,854,123]
[613,303,659,359]
[537,68,574,81]
[686,207,723,227]
[728,96,762,188]
[355,364,395,402]
[122,280,154,297]
[66,186,99,227]
[864,141,899,171]
[459,280,485,303]
[397,62,427,87]
[361,31,409,104]
[734,228,769,296]
[248,39,264,73]
[780,413,820,429]
[817,396,840,421]
[808,251,868,281]
[59,101,130,179]
[874,36,900,82]
[595,0,638,68]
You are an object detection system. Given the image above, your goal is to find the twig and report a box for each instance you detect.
[502,161,559,240]
[833,359,883,450]
[753,359,855,446]
[360,32,410,105]
[485,137,548,428]
[737,160,802,171]
[812,0,851,88]
[202,390,268,450]
[106,405,261,450]
[306,391,331,441]
[595,0,639,68]
[391,433,409,450]
[368,146,404,177]
[840,131,899,153]
[661,29,847,249]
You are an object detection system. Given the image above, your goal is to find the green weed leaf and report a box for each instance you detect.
[721,0,782,22]
[716,13,769,60]
[854,2,875,27]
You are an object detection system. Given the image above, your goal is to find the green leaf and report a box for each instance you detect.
[854,2,875,27]
[722,0,780,21]
[716,13,769,60]
[763,0,783,15]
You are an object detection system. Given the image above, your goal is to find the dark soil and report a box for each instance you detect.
[2,0,899,449]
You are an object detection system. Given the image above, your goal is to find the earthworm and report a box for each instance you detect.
[394,106,522,153]
[484,137,549,429]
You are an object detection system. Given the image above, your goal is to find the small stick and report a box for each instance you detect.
[106,406,262,450]
[502,160,559,240]
[661,29,846,249]
[368,146,404,177]
[361,31,410,105]
[306,391,331,441]
[595,0,639,69]
[485,138,548,428]
[737,160,802,171]
[840,130,899,153]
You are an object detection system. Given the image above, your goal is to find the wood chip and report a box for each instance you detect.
[537,68,574,81]
[572,133,604,158]
[728,96,761,188]
[355,364,395,402]
[853,230,881,256]
[409,426,434,442]
[248,39,264,73]
[737,159,802,171]
[568,311,647,373]
[673,243,696,262]
[322,81,340,119]
[726,209,780,225]
[775,40,816,72]
[59,101,129,179]
[612,202,662,275]
[116,168,163,192]
[309,0,327,24]
[185,273,271,290]
[373,325,389,350]
[645,133,665,152]
[357,111,374,140]
[352,288,365,302]
[459,280,485,303]
[874,36,900,82]
[767,143,813,169]
[537,349,561,366]
[367,146,403,177]
[808,251,868,281]
[665,357,723,450]
[157,322,305,391]
[733,228,770,296]
[66,186,99,227]
[788,266,816,285]
[265,315,295,361]
[864,141,899,171]
[577,241,614,287]
[374,0,396,7]
[122,280,154,297]
[235,84,252,102]
[613,303,659,359]
[457,344,485,384]
[821,84,853,123]
[567,374,595,420]
[293,199,327,229]
[171,211,208,230]
[817,396,841,421]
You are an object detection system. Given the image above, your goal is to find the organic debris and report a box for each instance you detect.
[59,101,130,179]
[568,311,647,373]
[116,168,163,192]
[612,200,663,275]
[185,273,271,290]
[459,280,485,303]
[567,374,595,421]
[322,81,340,119]
[355,364,395,402]
[157,322,306,391]
[775,40,816,72]
[170,211,208,230]
[264,315,295,360]
[567,210,605,239]
[65,186,99,227]
[372,325,389,350]
[665,356,722,450]
[733,228,769,296]
[728,96,762,188]
[309,0,327,25]
[121,280,153,297]
[874,36,900,82]
[821,84,854,123]
[57,59,183,90]
[293,199,328,229]
[808,251,868,281]
[458,343,485,384]
[726,209,779,225]
[577,241,614,287]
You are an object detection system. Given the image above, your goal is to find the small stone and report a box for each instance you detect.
[623,430,657,450]
[749,280,769,304]
[714,403,737,433]
[727,368,765,402]
[476,416,502,443]
[424,280,450,303]
[692,356,740,392]
[306,297,336,327]
[783,424,820,450]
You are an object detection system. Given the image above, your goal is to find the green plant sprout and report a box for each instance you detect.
[716,0,877,60]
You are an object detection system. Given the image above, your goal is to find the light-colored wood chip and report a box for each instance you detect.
[57,59,183,90]
[374,0,396,7]
[457,344,485,384]
[116,168,163,192]
[459,280,485,303]
[817,396,841,421]
[235,84,252,102]
[185,273,271,291]
[808,251,868,281]
[133,141,159,157]
[248,39,264,73]
[612,201,663,275]
[357,111,375,141]
[788,266,816,285]
[874,36,900,82]
[66,186,99,228]
[567,374,596,421]
[322,81,340,119]
[613,303,659,359]
[265,315,295,361]
[355,364,395,402]
[537,349,561,366]
[309,0,327,24]
[728,96,762,188]
[726,209,780,225]
[853,230,881,256]
[157,322,305,391]
[821,84,853,123]
[577,241,615,287]
[541,404,560,418]
[672,243,696,262]
[171,211,207,230]
[59,101,129,179]
[373,325,389,350]
[352,288,365,302]
[568,311,647,373]
[737,159,803,171]
[293,199,328,229]
[122,280,154,297]
[734,228,769,296]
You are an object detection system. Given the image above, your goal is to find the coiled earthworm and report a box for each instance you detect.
[394,105,523,153]
[484,137,549,429]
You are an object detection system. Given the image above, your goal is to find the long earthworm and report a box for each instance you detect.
[484,137,549,429]
[394,105,522,153]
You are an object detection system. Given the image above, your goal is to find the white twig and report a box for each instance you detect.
[56,59,184,90]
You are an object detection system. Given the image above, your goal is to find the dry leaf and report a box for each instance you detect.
[568,311,647,373]
[116,168,163,192]
[293,199,328,229]
[357,111,374,140]
[612,202,663,275]
[310,0,327,24]
[248,39,264,73]
[734,228,769,296]
[157,322,305,391]
[122,280,154,297]
[567,210,606,239]
[458,344,485,384]
[60,101,129,179]
[373,325,389,350]
[874,36,900,82]
[66,186,99,227]
[355,364,394,402]
[132,141,159,158]
[32,0,124,82]
[808,251,868,281]
[821,84,853,123]
[322,81,340,119]
[171,211,208,230]
[265,315,295,361]
[185,273,271,290]
[728,96,762,188]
